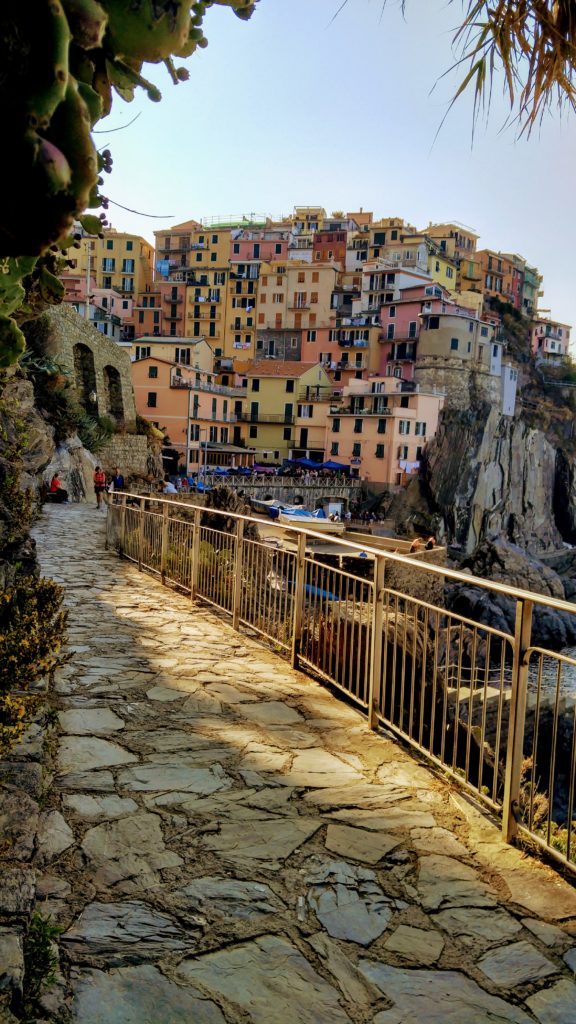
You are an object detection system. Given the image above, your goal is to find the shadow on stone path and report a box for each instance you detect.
[29,505,576,1023]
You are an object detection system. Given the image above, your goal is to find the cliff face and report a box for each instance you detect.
[423,405,564,555]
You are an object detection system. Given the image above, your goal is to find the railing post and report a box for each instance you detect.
[368,555,386,730]
[190,506,202,600]
[502,598,533,843]
[160,501,169,584]
[291,531,307,669]
[137,497,145,571]
[119,494,127,558]
[232,519,244,630]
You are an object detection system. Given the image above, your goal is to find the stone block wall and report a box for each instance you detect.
[415,360,501,411]
[384,546,446,606]
[98,436,150,477]
[45,305,136,427]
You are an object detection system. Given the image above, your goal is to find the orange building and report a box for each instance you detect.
[131,356,250,472]
[325,376,444,485]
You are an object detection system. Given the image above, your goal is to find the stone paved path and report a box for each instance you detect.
[32,505,576,1022]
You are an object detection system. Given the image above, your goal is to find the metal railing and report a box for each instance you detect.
[106,493,576,876]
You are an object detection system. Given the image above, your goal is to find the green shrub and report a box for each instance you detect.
[0,577,67,755]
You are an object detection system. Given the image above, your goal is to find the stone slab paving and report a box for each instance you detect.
[25,505,576,1022]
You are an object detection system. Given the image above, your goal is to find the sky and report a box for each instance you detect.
[99,0,576,328]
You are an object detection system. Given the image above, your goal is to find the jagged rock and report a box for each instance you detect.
[0,869,35,914]
[62,901,193,965]
[424,406,562,555]
[0,790,39,862]
[0,928,23,1001]
[44,436,97,504]
[176,934,352,1023]
[71,965,226,1023]
[306,860,393,945]
[463,538,565,598]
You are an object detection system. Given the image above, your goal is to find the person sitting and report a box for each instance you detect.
[49,474,68,503]
[409,537,423,553]
[425,536,436,550]
[163,476,177,494]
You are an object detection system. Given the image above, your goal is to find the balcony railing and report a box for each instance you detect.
[237,412,295,424]
[170,376,245,397]
[107,495,576,878]
[163,295,183,304]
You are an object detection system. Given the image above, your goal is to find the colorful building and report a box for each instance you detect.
[239,362,333,464]
[531,317,572,364]
[131,355,250,472]
[64,229,154,300]
[325,376,444,485]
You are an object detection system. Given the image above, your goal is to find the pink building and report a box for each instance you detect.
[379,283,477,380]
[531,317,571,364]
[230,230,289,264]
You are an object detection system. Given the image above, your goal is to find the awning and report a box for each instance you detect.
[321,460,349,471]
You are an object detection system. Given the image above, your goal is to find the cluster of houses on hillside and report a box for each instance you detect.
[60,207,571,485]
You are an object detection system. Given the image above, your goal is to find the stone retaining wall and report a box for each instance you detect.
[98,436,150,477]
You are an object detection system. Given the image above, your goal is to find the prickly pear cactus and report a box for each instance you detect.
[0,0,258,365]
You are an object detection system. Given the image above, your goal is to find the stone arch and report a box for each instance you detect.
[73,343,97,409]
[103,364,124,423]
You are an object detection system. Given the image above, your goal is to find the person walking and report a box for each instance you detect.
[93,466,107,509]
[112,467,125,490]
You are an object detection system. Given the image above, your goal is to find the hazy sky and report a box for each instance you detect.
[100,0,576,327]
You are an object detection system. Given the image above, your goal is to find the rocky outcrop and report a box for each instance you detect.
[423,406,563,555]
[44,436,98,504]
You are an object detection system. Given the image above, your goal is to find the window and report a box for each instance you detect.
[147,392,157,408]
[102,257,115,272]
[249,425,258,438]
[398,445,409,460]
[399,420,410,435]
[375,444,385,459]
[391,230,398,240]
[311,292,318,304]
[377,419,387,434]
[450,338,459,351]
[446,266,453,278]
[273,293,283,304]
[286,379,295,393]
[283,427,291,441]
[352,442,361,457]
[212,234,218,244]
[387,324,395,340]
[480,326,489,337]
[493,344,499,356]
[331,442,339,456]
[135,345,150,359]
[312,272,319,283]
[415,422,426,436]
[148,366,157,378]
[175,347,190,365]
[389,305,396,318]
[307,330,316,342]
[106,239,113,250]
[408,321,417,338]
[122,277,133,292]
[251,379,260,392]
[400,396,409,408]
[138,311,144,324]
[211,398,217,420]
[427,316,439,329]
[354,418,363,434]
[122,300,129,309]
[122,259,135,273]
[298,404,313,419]
[153,311,160,324]
[332,418,340,433]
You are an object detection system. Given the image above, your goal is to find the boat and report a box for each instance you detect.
[277,507,346,534]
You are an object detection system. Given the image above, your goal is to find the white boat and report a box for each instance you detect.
[277,508,346,534]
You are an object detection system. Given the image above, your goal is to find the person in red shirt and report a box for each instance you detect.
[49,474,68,503]
[93,466,107,508]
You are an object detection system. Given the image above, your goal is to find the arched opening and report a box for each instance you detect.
[103,364,124,423]
[73,343,97,410]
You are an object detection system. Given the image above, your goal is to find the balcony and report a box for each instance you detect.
[164,314,182,322]
[170,375,245,397]
[288,303,310,311]
[238,412,295,425]
[163,295,183,304]
[297,387,341,402]
[338,339,369,348]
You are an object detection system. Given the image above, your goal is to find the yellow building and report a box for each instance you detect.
[66,228,154,299]
[239,361,333,464]
[127,335,214,373]
[427,249,458,291]
[257,260,337,333]
[154,218,233,357]
[425,222,479,261]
